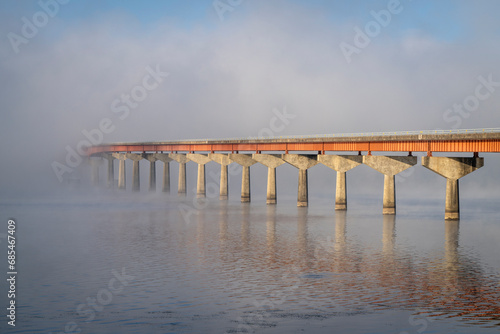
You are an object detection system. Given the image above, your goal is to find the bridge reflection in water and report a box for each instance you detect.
[188,202,500,328]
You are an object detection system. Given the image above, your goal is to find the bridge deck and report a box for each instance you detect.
[87,128,500,155]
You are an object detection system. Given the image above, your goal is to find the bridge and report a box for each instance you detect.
[86,128,500,220]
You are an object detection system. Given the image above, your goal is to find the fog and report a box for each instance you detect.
[1,0,499,201]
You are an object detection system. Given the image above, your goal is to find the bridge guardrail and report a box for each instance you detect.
[168,128,500,143]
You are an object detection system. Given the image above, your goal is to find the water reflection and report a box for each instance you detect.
[241,204,250,248]
[219,201,228,243]
[266,206,276,260]
[210,205,500,328]
[382,214,395,254]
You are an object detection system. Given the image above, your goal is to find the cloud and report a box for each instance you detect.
[0,0,499,198]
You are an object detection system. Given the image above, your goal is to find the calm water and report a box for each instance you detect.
[1,191,500,334]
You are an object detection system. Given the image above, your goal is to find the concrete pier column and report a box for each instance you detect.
[268,168,277,203]
[101,153,115,188]
[252,154,285,204]
[446,179,459,220]
[144,154,157,192]
[178,163,187,195]
[318,155,362,210]
[298,169,308,206]
[187,154,212,198]
[169,153,190,196]
[209,153,233,200]
[363,156,417,215]
[133,161,140,191]
[282,154,319,207]
[119,160,126,189]
[241,166,251,202]
[112,153,127,190]
[220,165,228,199]
[126,153,144,192]
[89,157,103,186]
[163,162,170,192]
[336,172,347,209]
[197,164,205,198]
[149,160,156,191]
[383,174,396,215]
[154,153,172,193]
[422,157,484,220]
[229,154,257,203]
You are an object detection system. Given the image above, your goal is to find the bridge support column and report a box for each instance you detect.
[170,153,190,196]
[126,153,144,192]
[119,159,126,189]
[144,154,157,192]
[422,157,484,220]
[242,166,251,202]
[150,161,156,191]
[112,153,127,190]
[282,154,319,207]
[318,155,363,210]
[187,154,212,198]
[89,157,103,186]
[364,156,417,215]
[383,174,396,215]
[102,154,115,188]
[155,153,172,193]
[268,168,277,204]
[298,169,308,206]
[179,163,186,195]
[229,154,257,203]
[163,162,170,193]
[209,154,233,200]
[252,154,285,204]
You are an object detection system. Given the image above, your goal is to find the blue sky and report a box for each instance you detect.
[0,0,472,41]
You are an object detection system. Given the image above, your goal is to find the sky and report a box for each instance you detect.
[1,0,500,200]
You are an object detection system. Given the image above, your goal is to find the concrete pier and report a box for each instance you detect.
[318,155,363,210]
[89,157,103,186]
[112,153,127,190]
[187,154,212,198]
[364,156,417,215]
[422,157,484,220]
[126,153,144,192]
[101,153,115,188]
[209,153,233,200]
[154,153,172,193]
[169,153,190,196]
[229,154,257,202]
[252,154,285,204]
[281,154,319,207]
[144,154,157,192]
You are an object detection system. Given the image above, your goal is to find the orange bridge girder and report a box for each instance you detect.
[86,130,500,156]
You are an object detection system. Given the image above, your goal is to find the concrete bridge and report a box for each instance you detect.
[86,128,500,220]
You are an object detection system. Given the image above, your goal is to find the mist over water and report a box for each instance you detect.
[1,189,499,333]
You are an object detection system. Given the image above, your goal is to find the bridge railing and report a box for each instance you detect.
[168,127,500,143]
